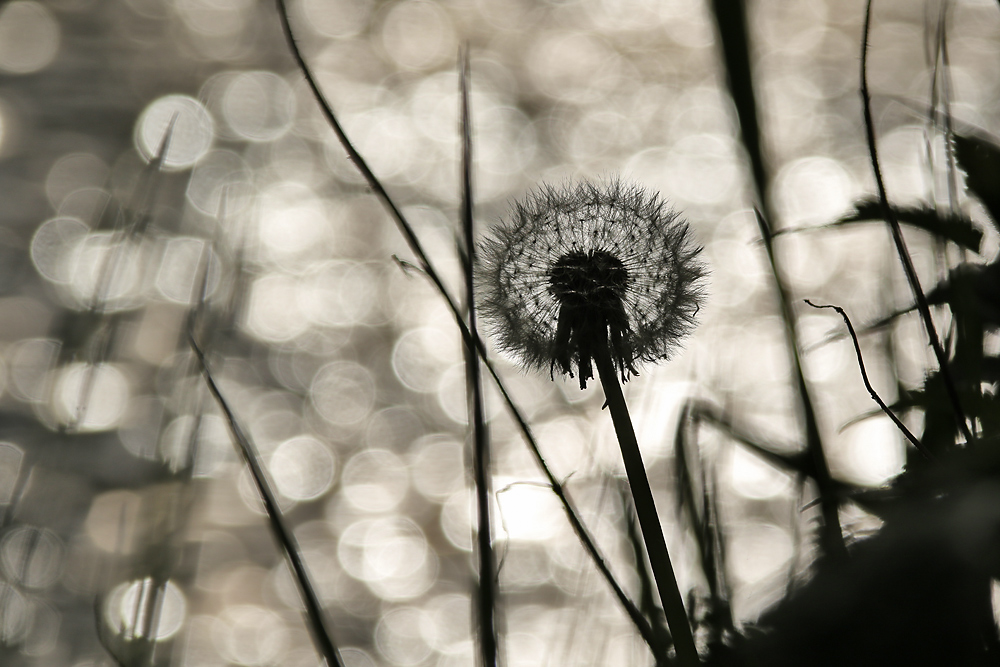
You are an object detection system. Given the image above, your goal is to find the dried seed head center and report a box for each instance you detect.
[547,249,630,308]
[547,248,635,389]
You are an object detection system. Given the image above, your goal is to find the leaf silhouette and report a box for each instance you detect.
[774,198,982,252]
[955,133,1000,233]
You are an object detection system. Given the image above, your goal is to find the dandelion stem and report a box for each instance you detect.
[594,339,699,667]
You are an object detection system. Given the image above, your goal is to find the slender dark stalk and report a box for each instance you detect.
[861,0,972,444]
[754,210,847,562]
[709,0,767,218]
[189,334,345,667]
[273,2,662,658]
[710,0,846,561]
[593,338,699,667]
[804,300,930,459]
[458,48,500,667]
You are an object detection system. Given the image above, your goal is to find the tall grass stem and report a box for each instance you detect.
[861,0,972,443]
[458,49,500,667]
[189,334,345,667]
[710,0,846,561]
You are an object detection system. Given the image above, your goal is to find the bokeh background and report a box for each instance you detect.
[0,0,998,665]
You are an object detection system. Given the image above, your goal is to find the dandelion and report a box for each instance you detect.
[477,178,707,667]
[477,179,706,389]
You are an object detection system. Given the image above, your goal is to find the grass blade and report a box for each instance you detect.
[458,48,500,667]
[189,335,345,667]
[710,1,846,560]
[771,199,982,253]
[709,0,768,213]
[673,405,734,644]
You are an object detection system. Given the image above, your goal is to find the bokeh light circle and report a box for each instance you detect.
[0,581,28,642]
[303,0,371,38]
[375,607,434,665]
[410,435,465,500]
[0,2,60,75]
[30,217,89,285]
[104,579,186,641]
[65,233,146,310]
[135,94,214,170]
[213,605,289,666]
[392,327,455,393]
[728,523,794,585]
[186,149,254,216]
[246,273,310,342]
[222,71,296,142]
[45,153,109,209]
[380,1,456,71]
[311,361,377,428]
[270,435,336,501]
[342,449,409,513]
[338,516,434,601]
[1,526,63,589]
[53,363,130,432]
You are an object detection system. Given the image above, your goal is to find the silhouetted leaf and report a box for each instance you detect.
[775,199,982,252]
[955,133,1000,233]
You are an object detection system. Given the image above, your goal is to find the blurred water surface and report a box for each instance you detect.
[0,0,998,665]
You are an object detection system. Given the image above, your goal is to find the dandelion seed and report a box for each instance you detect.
[477,179,707,389]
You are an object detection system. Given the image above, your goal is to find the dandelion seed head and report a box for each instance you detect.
[477,179,707,389]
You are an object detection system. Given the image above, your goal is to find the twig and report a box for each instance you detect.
[861,0,971,443]
[273,1,663,659]
[189,334,345,667]
[805,300,931,459]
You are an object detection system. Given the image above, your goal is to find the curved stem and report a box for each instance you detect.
[594,340,699,667]
[273,2,660,658]
[861,0,971,443]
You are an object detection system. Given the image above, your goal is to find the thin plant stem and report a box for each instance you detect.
[753,209,847,562]
[189,334,345,667]
[593,338,699,667]
[273,2,663,659]
[805,300,930,459]
[710,0,846,562]
[861,0,972,443]
[458,48,500,667]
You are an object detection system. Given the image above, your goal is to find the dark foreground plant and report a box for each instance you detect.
[477,180,707,666]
